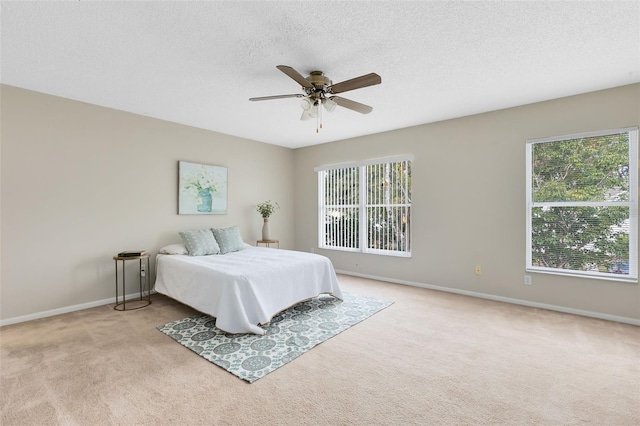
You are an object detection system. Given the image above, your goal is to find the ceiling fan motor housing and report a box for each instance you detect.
[307,71,331,87]
[306,71,332,98]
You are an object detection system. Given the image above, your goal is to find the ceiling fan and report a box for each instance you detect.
[249,65,382,132]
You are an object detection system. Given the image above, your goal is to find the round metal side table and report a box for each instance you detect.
[113,252,152,311]
[257,239,279,248]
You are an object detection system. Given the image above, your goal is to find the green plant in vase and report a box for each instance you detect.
[257,200,279,240]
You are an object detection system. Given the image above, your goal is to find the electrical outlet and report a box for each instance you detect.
[524,275,532,285]
[475,265,482,275]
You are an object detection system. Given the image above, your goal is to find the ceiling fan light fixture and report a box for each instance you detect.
[300,97,313,111]
[323,98,337,113]
[308,103,319,118]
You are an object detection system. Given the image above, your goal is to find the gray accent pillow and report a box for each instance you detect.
[179,229,221,256]
[212,225,245,254]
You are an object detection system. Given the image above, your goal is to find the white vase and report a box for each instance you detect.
[262,218,270,240]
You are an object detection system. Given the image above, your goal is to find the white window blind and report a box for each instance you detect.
[316,155,412,257]
[321,166,360,250]
[526,128,638,282]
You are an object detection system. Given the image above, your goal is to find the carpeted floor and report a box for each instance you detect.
[1,274,639,425]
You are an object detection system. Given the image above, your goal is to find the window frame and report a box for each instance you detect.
[525,127,638,283]
[315,155,413,258]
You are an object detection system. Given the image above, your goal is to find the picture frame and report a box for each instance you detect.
[178,161,228,215]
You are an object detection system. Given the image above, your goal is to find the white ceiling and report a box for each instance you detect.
[1,1,639,149]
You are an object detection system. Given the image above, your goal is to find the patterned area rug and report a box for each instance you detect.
[157,292,393,383]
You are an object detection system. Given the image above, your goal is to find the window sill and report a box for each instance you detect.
[526,267,638,284]
[320,246,412,258]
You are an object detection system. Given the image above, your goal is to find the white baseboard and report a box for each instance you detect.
[0,291,156,327]
[3,272,638,328]
[336,270,640,326]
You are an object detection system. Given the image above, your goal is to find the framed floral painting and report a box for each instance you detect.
[178,161,228,214]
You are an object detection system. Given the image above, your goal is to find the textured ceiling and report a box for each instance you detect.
[2,1,639,149]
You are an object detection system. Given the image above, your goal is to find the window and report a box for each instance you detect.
[526,128,638,281]
[316,155,412,257]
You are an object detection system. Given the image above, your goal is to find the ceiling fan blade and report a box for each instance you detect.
[331,96,373,114]
[328,73,381,94]
[276,65,313,89]
[249,94,304,101]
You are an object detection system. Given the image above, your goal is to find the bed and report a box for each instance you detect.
[154,246,343,335]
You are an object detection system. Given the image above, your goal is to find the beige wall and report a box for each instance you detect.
[1,85,294,321]
[294,84,640,321]
[3,84,639,324]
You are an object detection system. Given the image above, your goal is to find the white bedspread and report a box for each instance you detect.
[154,246,343,335]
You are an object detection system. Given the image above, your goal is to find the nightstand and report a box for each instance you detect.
[113,252,152,311]
[257,239,279,248]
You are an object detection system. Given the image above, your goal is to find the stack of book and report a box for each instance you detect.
[117,250,148,257]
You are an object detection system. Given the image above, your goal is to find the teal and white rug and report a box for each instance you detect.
[157,292,393,383]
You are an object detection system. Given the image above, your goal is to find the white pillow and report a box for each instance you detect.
[159,243,189,255]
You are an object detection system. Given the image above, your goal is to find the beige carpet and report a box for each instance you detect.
[1,275,638,425]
